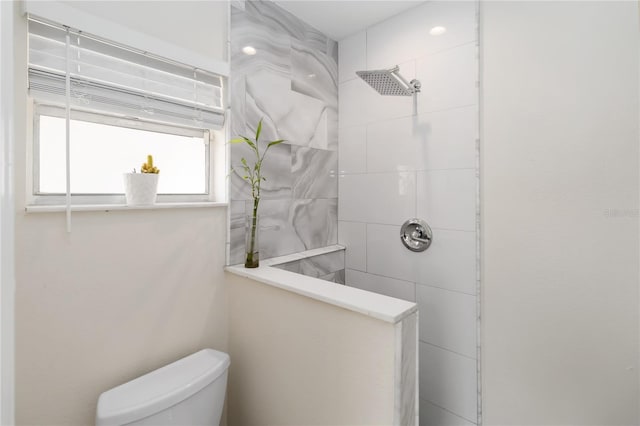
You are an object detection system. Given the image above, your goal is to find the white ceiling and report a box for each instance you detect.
[274,1,427,41]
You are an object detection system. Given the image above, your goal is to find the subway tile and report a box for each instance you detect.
[339,79,370,127]
[367,116,421,173]
[366,223,417,283]
[366,224,477,295]
[419,342,477,423]
[339,172,416,225]
[420,399,476,426]
[339,31,367,83]
[367,106,477,173]
[416,169,477,231]
[338,221,367,271]
[346,269,416,302]
[416,229,477,295]
[416,44,478,114]
[366,1,477,70]
[419,106,478,170]
[339,125,367,174]
[417,285,477,358]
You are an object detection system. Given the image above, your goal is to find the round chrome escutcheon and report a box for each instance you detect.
[400,218,432,252]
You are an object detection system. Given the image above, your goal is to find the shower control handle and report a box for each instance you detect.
[400,219,433,252]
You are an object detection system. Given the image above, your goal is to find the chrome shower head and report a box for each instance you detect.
[356,65,421,96]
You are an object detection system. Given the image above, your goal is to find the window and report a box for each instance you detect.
[27,17,226,206]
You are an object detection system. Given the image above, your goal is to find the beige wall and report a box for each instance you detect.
[481,1,640,424]
[13,1,230,424]
[226,272,397,425]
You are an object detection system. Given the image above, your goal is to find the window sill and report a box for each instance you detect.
[25,201,228,213]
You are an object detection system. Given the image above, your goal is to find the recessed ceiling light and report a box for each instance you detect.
[307,73,316,79]
[242,46,257,55]
[429,26,447,36]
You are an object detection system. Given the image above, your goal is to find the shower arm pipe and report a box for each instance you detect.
[390,65,421,94]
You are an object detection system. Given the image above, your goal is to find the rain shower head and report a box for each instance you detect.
[356,65,421,96]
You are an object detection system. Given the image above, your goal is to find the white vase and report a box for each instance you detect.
[123,173,159,206]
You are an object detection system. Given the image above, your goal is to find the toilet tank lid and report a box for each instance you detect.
[96,349,230,425]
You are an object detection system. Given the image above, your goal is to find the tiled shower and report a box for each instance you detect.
[230,1,479,425]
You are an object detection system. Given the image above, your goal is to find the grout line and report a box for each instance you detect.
[339,166,478,176]
[419,340,477,362]
[412,40,478,64]
[419,397,477,425]
[338,103,478,130]
[345,267,476,297]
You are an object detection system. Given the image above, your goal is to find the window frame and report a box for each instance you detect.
[28,102,216,206]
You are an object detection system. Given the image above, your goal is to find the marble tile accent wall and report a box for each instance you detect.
[229,0,338,265]
[273,250,345,284]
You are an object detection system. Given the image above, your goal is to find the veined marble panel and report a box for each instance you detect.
[246,1,331,55]
[319,270,345,284]
[230,137,292,201]
[229,197,338,264]
[231,6,292,77]
[274,250,344,279]
[396,312,418,426]
[292,198,338,250]
[292,147,338,199]
[230,0,338,263]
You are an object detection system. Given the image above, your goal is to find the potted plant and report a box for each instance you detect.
[123,155,160,206]
[231,119,283,268]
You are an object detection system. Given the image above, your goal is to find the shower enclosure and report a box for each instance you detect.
[229,1,480,425]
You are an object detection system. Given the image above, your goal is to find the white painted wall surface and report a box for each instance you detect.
[481,1,639,424]
[11,1,230,424]
[0,1,16,425]
[338,2,479,424]
[226,272,397,425]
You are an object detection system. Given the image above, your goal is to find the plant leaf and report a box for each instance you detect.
[267,139,285,148]
[255,119,263,142]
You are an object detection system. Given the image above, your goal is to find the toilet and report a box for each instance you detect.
[95,349,230,426]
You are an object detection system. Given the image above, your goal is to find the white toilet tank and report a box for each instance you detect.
[95,349,230,426]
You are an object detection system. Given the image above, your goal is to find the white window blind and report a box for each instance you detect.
[28,18,225,129]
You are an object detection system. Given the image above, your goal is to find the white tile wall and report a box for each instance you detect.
[347,269,415,302]
[417,285,477,358]
[339,31,366,83]
[366,223,414,283]
[367,106,477,173]
[416,44,478,114]
[367,115,421,173]
[420,342,478,423]
[366,1,477,70]
[367,225,477,295]
[415,229,477,295]
[338,125,367,174]
[416,169,477,231]
[338,221,367,271]
[339,78,371,128]
[420,106,478,171]
[337,2,478,424]
[338,172,416,225]
[420,399,476,426]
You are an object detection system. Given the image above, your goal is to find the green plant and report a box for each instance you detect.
[231,119,284,267]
